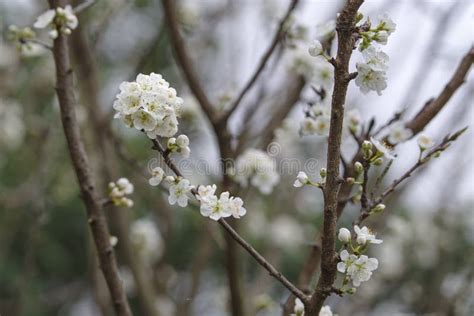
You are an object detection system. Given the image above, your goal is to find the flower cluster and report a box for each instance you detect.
[113,73,183,140]
[34,5,78,39]
[300,102,331,137]
[108,178,134,207]
[234,149,280,194]
[354,14,396,95]
[337,225,382,288]
[197,185,247,221]
[292,299,333,316]
[167,177,194,207]
[291,48,334,90]
[167,134,191,158]
[293,169,326,188]
[130,218,164,265]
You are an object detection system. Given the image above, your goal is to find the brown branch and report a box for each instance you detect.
[150,138,309,304]
[221,0,299,123]
[71,22,162,316]
[406,46,474,134]
[49,1,132,315]
[292,45,474,310]
[161,0,217,123]
[306,1,364,314]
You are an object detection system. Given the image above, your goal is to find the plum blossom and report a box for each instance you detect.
[109,178,134,207]
[362,46,389,72]
[417,134,434,149]
[293,171,309,187]
[319,306,333,316]
[337,250,379,287]
[168,178,193,207]
[168,134,191,157]
[376,13,397,35]
[347,255,379,287]
[292,298,304,316]
[197,187,247,220]
[370,137,395,160]
[113,73,183,139]
[149,167,165,186]
[234,149,280,194]
[354,225,383,245]
[388,122,413,144]
[355,62,387,95]
[34,5,78,39]
[338,227,352,243]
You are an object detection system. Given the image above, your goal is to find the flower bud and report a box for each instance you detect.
[372,203,386,213]
[362,140,373,151]
[347,288,357,294]
[346,177,355,185]
[372,158,383,166]
[319,168,327,179]
[338,228,352,243]
[354,162,364,174]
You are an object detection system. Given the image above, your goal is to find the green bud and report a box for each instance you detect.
[354,162,364,174]
[372,158,383,166]
[320,168,327,179]
[434,151,442,158]
[355,12,364,24]
[362,140,372,151]
[372,203,386,213]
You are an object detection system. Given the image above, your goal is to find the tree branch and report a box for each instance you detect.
[221,0,299,123]
[406,46,474,134]
[49,1,132,315]
[306,1,364,314]
[150,138,309,304]
[161,0,217,123]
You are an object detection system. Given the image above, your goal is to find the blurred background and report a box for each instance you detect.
[0,0,473,315]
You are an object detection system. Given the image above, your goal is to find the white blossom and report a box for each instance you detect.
[370,137,395,160]
[113,73,183,139]
[373,30,388,45]
[234,149,280,194]
[376,13,396,35]
[34,5,78,38]
[308,39,323,57]
[168,178,193,207]
[355,63,387,95]
[347,254,379,287]
[337,250,378,287]
[338,227,352,243]
[362,46,389,72]
[292,298,305,316]
[417,134,434,149]
[168,134,191,157]
[109,178,134,207]
[319,306,333,316]
[388,122,413,144]
[149,167,165,186]
[293,171,309,188]
[130,218,164,264]
[198,187,247,220]
[354,225,383,245]
[196,184,217,201]
[199,192,232,221]
[313,56,334,89]
[300,115,330,136]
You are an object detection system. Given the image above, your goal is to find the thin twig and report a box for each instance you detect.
[73,0,96,14]
[355,127,467,225]
[149,138,309,303]
[49,0,132,314]
[161,0,217,123]
[221,0,299,123]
